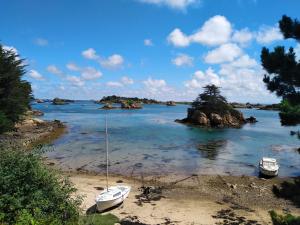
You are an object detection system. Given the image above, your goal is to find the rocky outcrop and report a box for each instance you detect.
[176,107,247,128]
[245,116,258,123]
[26,110,44,117]
[166,101,176,106]
[52,98,74,105]
[121,101,142,109]
[101,103,117,110]
[36,99,44,103]
[0,118,65,149]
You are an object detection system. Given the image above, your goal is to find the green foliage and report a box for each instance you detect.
[261,15,300,125]
[279,100,300,125]
[78,214,119,225]
[0,44,32,133]
[261,46,300,105]
[0,147,82,225]
[0,111,13,133]
[192,85,233,115]
[279,15,300,41]
[99,95,160,104]
[270,210,300,225]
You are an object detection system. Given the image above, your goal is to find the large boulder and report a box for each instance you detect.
[192,111,209,126]
[210,113,223,126]
[177,108,247,128]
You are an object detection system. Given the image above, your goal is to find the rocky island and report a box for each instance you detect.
[176,85,256,128]
[95,95,162,104]
[52,97,74,105]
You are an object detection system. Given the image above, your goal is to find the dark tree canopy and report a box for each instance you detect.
[192,85,230,114]
[261,15,300,125]
[279,15,300,41]
[0,44,32,133]
[261,16,300,106]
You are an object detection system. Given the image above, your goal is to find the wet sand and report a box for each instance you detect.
[67,172,300,225]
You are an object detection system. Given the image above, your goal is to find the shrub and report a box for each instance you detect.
[270,210,300,225]
[0,147,82,224]
[279,99,300,125]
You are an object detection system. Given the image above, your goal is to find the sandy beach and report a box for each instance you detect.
[66,172,300,225]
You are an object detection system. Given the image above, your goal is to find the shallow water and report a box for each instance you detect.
[33,101,300,177]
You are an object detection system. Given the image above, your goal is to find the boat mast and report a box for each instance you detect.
[105,113,109,191]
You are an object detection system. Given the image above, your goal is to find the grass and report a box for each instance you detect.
[270,210,300,225]
[78,213,119,225]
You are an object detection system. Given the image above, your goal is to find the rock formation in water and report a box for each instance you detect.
[175,85,256,128]
[121,101,142,109]
[52,98,74,105]
[166,101,176,106]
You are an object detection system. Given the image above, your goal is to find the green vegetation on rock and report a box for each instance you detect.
[97,95,161,104]
[0,44,32,133]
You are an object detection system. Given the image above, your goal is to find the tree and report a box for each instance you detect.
[0,44,32,133]
[261,15,300,125]
[192,85,230,114]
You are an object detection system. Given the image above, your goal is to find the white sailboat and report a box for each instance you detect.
[95,115,131,212]
[259,157,279,177]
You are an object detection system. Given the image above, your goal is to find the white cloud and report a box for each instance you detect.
[167,28,190,47]
[190,15,232,46]
[106,81,123,87]
[82,48,125,70]
[167,15,232,47]
[121,76,134,85]
[34,38,48,46]
[144,39,153,46]
[256,25,283,44]
[65,63,102,80]
[66,63,80,71]
[99,54,124,69]
[47,65,63,76]
[229,54,258,68]
[184,68,220,89]
[183,53,278,103]
[232,28,253,45]
[172,53,194,67]
[66,76,85,87]
[82,48,99,60]
[29,70,44,80]
[142,78,171,95]
[138,0,199,10]
[143,77,167,89]
[81,67,102,80]
[204,43,242,64]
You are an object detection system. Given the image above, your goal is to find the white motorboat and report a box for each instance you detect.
[95,114,131,212]
[259,157,279,177]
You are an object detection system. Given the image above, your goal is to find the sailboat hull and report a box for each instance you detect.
[96,186,131,212]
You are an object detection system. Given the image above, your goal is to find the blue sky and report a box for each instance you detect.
[1,0,300,103]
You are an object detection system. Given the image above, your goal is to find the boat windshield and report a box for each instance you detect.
[263,161,276,167]
[113,192,121,198]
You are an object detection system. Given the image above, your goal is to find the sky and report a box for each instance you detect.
[1,0,300,103]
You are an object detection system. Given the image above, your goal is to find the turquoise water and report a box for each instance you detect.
[33,101,300,177]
